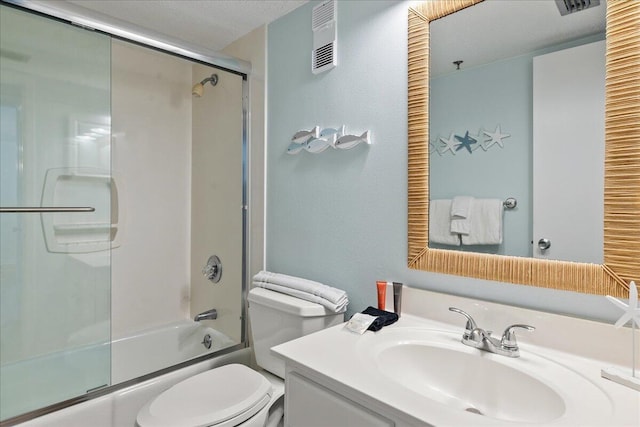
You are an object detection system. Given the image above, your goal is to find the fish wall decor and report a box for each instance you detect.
[287,125,371,155]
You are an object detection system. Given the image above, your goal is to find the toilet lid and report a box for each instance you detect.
[137,364,272,427]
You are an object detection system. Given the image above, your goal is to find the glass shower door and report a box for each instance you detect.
[0,5,112,421]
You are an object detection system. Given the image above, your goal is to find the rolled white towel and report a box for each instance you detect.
[252,271,349,313]
[253,281,348,313]
[253,271,347,304]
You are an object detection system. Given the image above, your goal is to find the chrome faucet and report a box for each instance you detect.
[194,308,218,321]
[449,307,534,358]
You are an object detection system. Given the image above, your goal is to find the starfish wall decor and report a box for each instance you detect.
[434,125,511,156]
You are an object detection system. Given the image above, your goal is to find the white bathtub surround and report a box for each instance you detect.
[8,321,237,426]
[111,320,235,384]
[272,287,639,426]
[1,342,109,421]
[190,61,245,345]
[19,349,251,427]
[110,39,193,338]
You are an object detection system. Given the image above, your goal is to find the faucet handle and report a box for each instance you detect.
[449,307,478,339]
[500,324,535,350]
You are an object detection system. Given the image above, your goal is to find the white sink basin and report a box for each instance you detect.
[376,341,563,423]
[359,327,612,424]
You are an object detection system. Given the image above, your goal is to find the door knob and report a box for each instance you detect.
[538,238,551,250]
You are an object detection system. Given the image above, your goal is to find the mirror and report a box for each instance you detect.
[407,0,639,298]
[428,1,605,263]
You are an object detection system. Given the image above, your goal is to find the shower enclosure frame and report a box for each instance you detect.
[0,1,253,424]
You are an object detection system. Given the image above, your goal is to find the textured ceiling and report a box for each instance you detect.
[64,0,605,74]
[66,0,308,51]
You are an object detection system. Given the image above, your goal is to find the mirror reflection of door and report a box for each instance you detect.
[532,40,605,264]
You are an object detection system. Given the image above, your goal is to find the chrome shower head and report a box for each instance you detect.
[192,74,218,97]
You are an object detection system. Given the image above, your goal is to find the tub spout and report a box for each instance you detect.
[194,308,217,321]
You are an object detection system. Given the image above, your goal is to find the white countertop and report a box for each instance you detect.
[272,289,640,426]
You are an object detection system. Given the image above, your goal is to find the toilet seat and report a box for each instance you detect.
[136,364,273,427]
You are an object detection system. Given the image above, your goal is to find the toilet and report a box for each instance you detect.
[136,287,345,427]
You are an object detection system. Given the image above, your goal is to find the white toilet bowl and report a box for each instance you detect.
[136,288,344,427]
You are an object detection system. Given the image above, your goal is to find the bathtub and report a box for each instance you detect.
[111,320,236,384]
[4,321,247,426]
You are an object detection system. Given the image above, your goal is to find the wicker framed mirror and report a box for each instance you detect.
[407,0,639,298]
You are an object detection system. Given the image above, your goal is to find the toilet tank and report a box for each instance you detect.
[248,287,344,378]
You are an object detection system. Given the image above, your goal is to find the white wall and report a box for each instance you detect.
[266,1,624,323]
[112,37,254,342]
[190,64,243,343]
[111,40,192,338]
[188,26,267,344]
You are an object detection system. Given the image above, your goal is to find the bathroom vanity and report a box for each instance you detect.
[272,287,639,426]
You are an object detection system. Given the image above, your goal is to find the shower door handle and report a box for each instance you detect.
[0,207,95,213]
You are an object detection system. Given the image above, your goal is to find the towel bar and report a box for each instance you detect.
[0,207,95,213]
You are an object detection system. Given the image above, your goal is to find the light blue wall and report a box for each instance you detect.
[266,1,621,323]
[430,54,532,257]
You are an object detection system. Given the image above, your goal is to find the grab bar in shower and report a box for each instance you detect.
[0,207,95,213]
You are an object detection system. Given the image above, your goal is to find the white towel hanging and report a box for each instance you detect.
[461,199,503,245]
[450,196,474,235]
[429,200,461,246]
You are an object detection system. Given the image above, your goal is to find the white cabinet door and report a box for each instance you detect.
[286,372,394,427]
[532,40,605,263]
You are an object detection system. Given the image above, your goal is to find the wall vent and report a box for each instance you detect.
[311,0,337,74]
[555,0,600,16]
[312,0,334,29]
